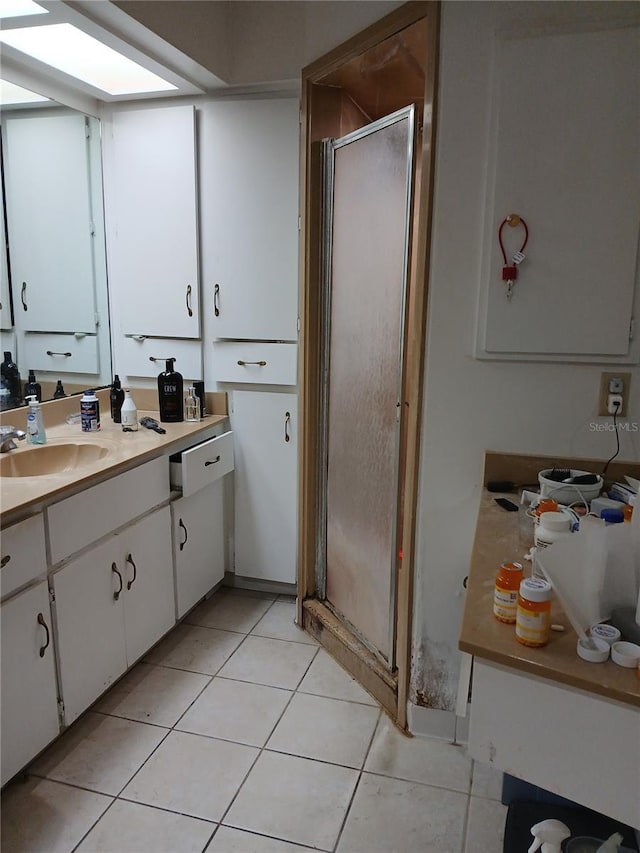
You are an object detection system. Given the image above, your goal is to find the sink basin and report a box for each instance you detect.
[0,442,111,477]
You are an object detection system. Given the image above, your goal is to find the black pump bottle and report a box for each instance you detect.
[110,374,125,423]
[157,359,183,423]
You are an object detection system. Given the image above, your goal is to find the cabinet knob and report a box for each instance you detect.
[37,612,50,658]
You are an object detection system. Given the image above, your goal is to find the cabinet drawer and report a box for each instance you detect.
[120,336,202,381]
[1,514,47,599]
[170,431,234,497]
[48,456,169,563]
[22,332,99,375]
[212,342,297,386]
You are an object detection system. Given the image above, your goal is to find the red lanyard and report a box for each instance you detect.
[498,214,529,299]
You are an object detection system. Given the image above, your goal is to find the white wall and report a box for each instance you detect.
[411,1,640,711]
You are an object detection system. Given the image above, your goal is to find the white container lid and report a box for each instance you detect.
[589,623,621,646]
[519,577,552,602]
[611,641,640,668]
[538,511,571,532]
[577,637,610,663]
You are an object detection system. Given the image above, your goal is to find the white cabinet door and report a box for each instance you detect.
[0,178,12,332]
[108,105,200,339]
[201,99,299,342]
[120,507,175,664]
[231,391,297,584]
[172,481,225,618]
[53,536,127,724]
[3,114,96,334]
[1,583,59,785]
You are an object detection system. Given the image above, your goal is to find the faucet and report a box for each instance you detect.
[0,427,26,453]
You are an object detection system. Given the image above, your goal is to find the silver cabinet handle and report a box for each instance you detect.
[284,411,291,443]
[214,283,220,317]
[186,285,193,318]
[237,360,267,367]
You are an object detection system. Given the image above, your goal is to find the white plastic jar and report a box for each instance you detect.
[534,511,572,549]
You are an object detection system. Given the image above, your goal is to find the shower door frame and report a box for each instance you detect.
[317,106,416,669]
[298,0,440,727]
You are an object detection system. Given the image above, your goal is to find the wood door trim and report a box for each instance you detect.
[297,1,441,731]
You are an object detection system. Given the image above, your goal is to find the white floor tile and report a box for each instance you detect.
[267,692,380,768]
[225,751,359,851]
[176,677,292,747]
[145,623,244,675]
[94,663,210,727]
[251,601,317,645]
[338,773,468,853]
[121,730,258,822]
[218,636,317,690]
[1,777,111,853]
[186,591,274,633]
[297,649,377,705]
[76,799,215,853]
[30,712,167,796]
[207,826,312,853]
[464,796,507,853]
[364,716,472,793]
[471,761,504,802]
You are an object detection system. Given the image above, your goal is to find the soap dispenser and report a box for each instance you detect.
[157,358,183,423]
[26,395,46,445]
[110,374,125,423]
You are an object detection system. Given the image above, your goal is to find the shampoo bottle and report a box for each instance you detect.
[120,389,138,431]
[26,395,46,445]
[24,369,41,403]
[110,374,125,423]
[157,358,183,422]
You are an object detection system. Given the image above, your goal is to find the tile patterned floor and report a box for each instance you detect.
[1,590,507,853]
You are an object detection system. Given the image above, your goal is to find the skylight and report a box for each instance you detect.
[0,0,47,19]
[0,79,50,105]
[0,23,178,95]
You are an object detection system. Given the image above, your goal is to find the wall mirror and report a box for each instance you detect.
[0,81,112,411]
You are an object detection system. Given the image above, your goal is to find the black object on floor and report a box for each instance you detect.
[503,802,639,853]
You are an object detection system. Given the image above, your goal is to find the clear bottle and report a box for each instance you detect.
[120,389,138,431]
[26,395,46,445]
[184,385,200,422]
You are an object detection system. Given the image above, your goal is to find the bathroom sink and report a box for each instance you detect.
[0,442,111,477]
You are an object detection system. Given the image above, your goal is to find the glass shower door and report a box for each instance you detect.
[319,107,415,665]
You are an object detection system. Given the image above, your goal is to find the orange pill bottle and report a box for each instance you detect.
[516,577,552,647]
[493,561,524,623]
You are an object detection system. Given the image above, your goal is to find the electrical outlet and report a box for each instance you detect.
[607,393,623,415]
[598,372,631,417]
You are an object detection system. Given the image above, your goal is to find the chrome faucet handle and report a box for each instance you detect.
[0,427,27,453]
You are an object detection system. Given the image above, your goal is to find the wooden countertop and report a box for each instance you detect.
[0,408,227,525]
[459,490,640,708]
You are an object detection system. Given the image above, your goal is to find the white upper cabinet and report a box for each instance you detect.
[3,113,97,334]
[0,178,11,332]
[107,105,200,339]
[200,98,299,342]
[477,26,640,362]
